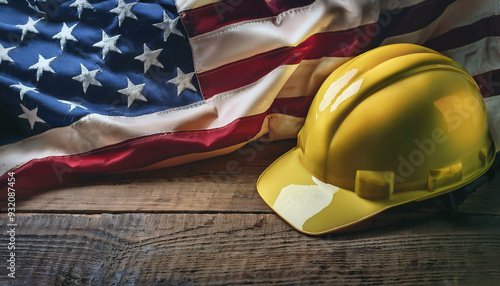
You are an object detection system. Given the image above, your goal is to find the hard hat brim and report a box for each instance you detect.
[256,146,493,235]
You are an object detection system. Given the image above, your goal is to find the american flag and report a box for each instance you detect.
[1,0,499,195]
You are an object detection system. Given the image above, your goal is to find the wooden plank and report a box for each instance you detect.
[13,168,272,213]
[1,212,499,285]
[9,140,500,215]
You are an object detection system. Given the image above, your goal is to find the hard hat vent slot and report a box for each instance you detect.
[427,162,463,192]
[355,170,394,200]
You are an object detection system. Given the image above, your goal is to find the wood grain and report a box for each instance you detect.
[1,212,499,286]
[1,140,499,285]
[8,139,500,215]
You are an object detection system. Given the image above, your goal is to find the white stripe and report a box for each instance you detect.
[381,11,442,46]
[380,0,428,11]
[485,94,500,152]
[176,0,427,13]
[176,0,218,11]
[4,0,500,179]
[189,0,380,72]
[0,64,299,175]
[1,55,349,175]
[444,37,500,76]
[276,57,351,99]
[431,0,497,38]
[3,43,498,176]
[381,0,497,46]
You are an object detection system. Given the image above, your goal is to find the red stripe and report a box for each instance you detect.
[474,69,500,98]
[197,17,497,100]
[424,15,500,52]
[370,0,456,48]
[191,0,465,100]
[181,0,455,39]
[0,96,313,196]
[180,0,315,37]
[197,26,376,99]
[2,68,496,197]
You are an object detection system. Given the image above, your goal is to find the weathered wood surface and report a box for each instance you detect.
[0,139,499,285]
[9,139,500,215]
[1,212,500,285]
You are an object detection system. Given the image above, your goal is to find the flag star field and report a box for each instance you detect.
[0,0,201,144]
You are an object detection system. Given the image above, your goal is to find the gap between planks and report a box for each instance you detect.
[0,212,499,285]
[1,140,499,215]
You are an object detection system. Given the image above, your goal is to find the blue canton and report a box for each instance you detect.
[0,0,201,145]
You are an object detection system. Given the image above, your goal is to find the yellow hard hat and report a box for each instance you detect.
[257,43,496,235]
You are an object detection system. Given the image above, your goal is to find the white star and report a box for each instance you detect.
[0,43,15,65]
[118,78,147,108]
[11,82,39,100]
[134,44,164,74]
[70,0,94,19]
[0,0,8,4]
[93,30,122,60]
[29,54,56,82]
[72,64,102,93]
[16,17,41,41]
[18,104,45,130]
[58,100,88,111]
[153,11,183,42]
[52,23,78,50]
[110,0,138,27]
[168,68,196,96]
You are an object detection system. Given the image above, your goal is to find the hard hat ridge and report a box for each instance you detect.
[257,43,496,235]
